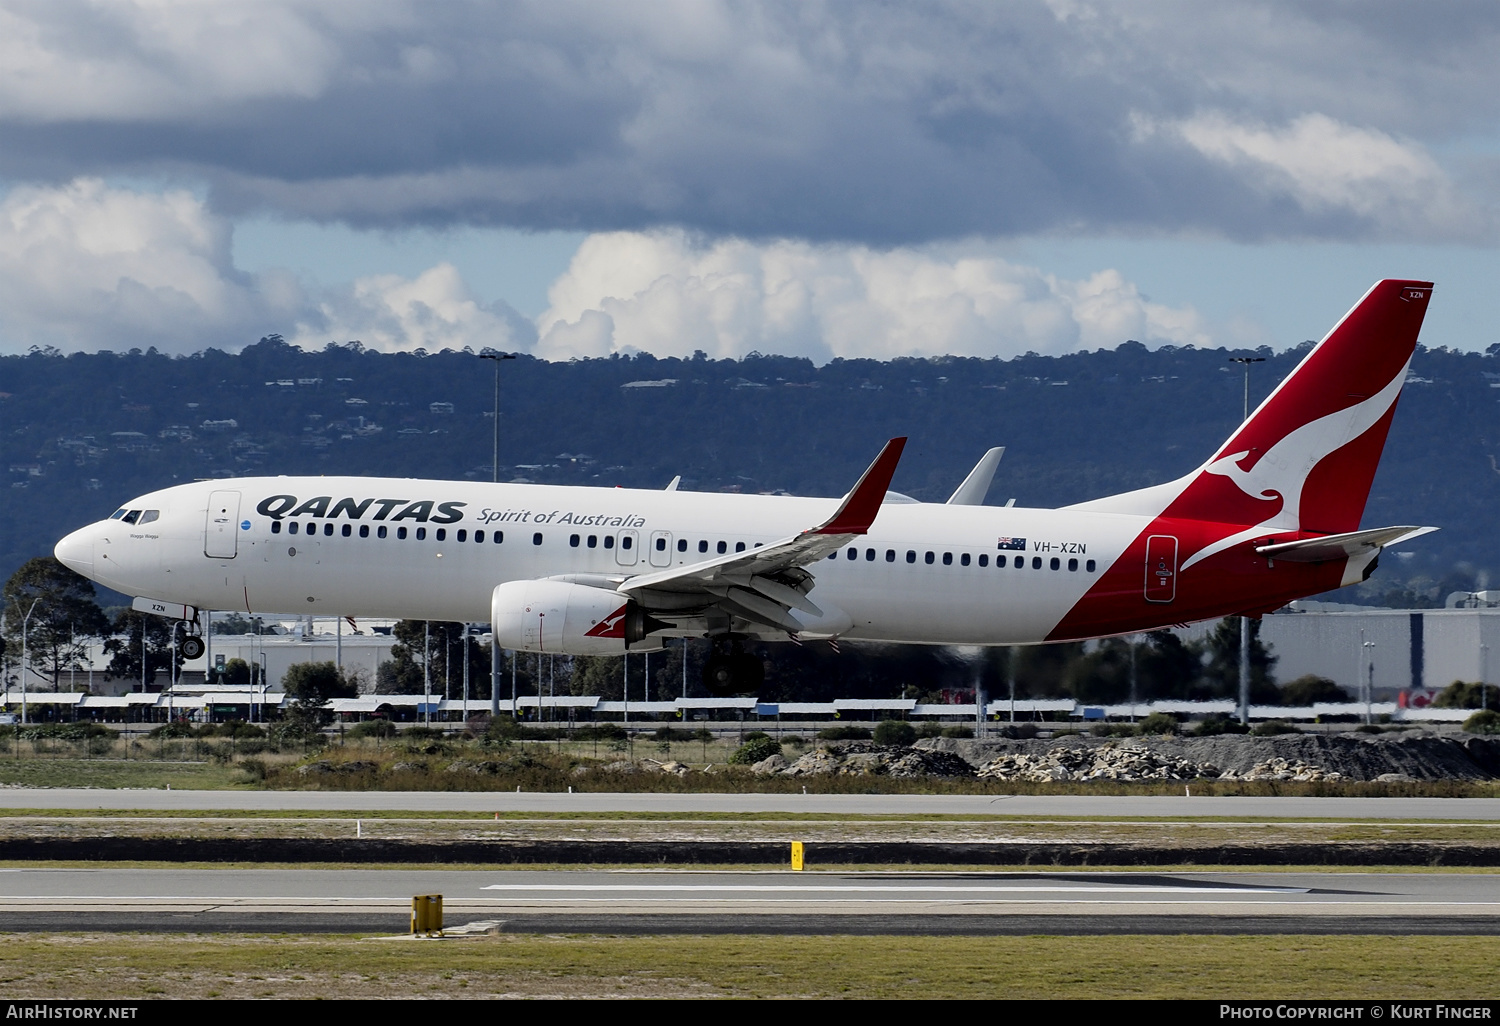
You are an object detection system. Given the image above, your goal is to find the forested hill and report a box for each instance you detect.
[2,337,1495,606]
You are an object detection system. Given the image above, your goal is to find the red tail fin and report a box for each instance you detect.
[1177,279,1432,533]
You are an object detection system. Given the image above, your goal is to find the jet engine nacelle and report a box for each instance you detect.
[491,580,666,655]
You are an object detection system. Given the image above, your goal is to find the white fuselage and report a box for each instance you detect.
[56,476,1152,647]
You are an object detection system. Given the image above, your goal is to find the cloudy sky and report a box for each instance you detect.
[2,0,1497,361]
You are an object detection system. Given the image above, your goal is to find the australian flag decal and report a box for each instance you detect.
[996,537,1026,551]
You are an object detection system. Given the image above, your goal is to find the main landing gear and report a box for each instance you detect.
[702,635,764,697]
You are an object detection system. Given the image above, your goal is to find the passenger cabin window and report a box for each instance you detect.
[655,537,667,551]
[1086,559,1096,572]
[906,550,916,563]
[866,549,875,561]
[960,553,969,566]
[978,554,988,567]
[493,531,503,544]
[457,529,467,542]
[604,536,614,549]
[736,542,746,552]
[925,552,935,564]
[846,548,856,560]
[359,525,369,538]
[271,521,282,534]
[1032,556,1042,569]
[621,535,632,549]
[942,552,953,565]
[678,539,687,552]
[435,529,445,541]
[288,522,299,535]
[886,549,895,562]
[416,527,427,541]
[1068,558,1078,571]
[341,524,351,537]
[378,526,388,538]
[717,541,727,554]
[324,523,333,536]
[587,535,597,547]
[570,534,581,547]
[1050,557,1060,570]
[699,540,709,553]
[533,532,543,545]
[995,555,1006,567]
[397,526,408,540]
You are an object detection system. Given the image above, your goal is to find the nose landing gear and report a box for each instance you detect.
[701,635,764,697]
[176,618,206,661]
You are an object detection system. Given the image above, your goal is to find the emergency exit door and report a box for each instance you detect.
[1144,534,1177,603]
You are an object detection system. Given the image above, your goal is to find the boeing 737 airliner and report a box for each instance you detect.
[55,280,1437,694]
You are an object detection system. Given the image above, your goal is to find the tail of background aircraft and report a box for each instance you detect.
[1071,279,1433,539]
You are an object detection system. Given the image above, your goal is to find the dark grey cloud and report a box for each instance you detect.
[2,0,1498,243]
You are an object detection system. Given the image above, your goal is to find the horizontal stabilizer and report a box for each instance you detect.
[1254,525,1437,563]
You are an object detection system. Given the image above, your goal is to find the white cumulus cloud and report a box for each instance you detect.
[288,262,530,354]
[0,177,284,352]
[537,231,1209,362]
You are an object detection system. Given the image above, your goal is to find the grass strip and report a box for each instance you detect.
[0,933,1493,999]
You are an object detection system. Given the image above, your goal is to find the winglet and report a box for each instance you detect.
[947,446,1005,505]
[815,437,907,535]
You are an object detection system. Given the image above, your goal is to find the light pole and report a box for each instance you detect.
[1360,632,1376,725]
[479,352,516,484]
[1230,356,1265,725]
[20,597,40,725]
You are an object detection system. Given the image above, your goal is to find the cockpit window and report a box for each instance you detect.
[138,510,159,525]
[110,510,128,520]
[121,510,141,524]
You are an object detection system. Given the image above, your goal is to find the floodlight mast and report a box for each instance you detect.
[1229,356,1265,725]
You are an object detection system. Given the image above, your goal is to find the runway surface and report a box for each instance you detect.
[0,789,1496,819]
[0,867,1495,934]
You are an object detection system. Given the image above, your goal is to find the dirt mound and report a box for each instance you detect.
[776,742,973,778]
[919,732,1500,782]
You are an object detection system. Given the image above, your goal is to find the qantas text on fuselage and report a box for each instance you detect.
[55,280,1438,694]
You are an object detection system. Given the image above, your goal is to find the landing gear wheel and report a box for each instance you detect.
[701,637,763,696]
[179,635,205,660]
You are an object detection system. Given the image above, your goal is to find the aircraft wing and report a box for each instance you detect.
[1254,525,1438,563]
[617,438,906,633]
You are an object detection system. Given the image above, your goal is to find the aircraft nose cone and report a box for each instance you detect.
[54,528,93,577]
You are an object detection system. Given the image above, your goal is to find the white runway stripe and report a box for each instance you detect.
[479,884,1309,894]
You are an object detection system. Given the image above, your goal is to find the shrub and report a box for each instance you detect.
[146,721,196,740]
[1251,719,1303,736]
[728,736,782,764]
[1279,674,1349,705]
[997,723,1038,739]
[574,723,627,741]
[1137,712,1179,735]
[347,720,398,740]
[1192,715,1248,737]
[816,726,872,741]
[1463,709,1500,734]
[942,726,974,739]
[742,730,771,742]
[873,720,917,746]
[402,725,447,740]
[652,726,693,742]
[1090,723,1138,737]
[15,722,116,742]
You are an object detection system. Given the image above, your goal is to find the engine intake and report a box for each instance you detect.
[491,580,667,655]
